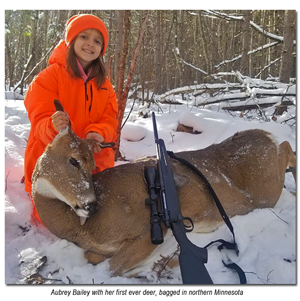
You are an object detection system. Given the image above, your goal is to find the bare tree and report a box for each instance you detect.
[114,11,149,159]
[279,10,296,83]
[154,10,162,94]
[240,10,251,76]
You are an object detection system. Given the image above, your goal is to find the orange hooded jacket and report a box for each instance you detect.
[24,40,118,219]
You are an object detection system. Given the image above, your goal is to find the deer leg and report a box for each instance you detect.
[109,234,158,277]
[280,141,296,182]
[84,250,106,265]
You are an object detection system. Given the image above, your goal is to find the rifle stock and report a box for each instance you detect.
[179,248,213,284]
[172,223,213,284]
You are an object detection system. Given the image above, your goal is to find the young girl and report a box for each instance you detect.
[24,14,118,222]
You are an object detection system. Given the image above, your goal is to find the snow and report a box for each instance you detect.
[121,122,147,142]
[3,85,296,299]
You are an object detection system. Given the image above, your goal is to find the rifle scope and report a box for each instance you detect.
[144,166,164,245]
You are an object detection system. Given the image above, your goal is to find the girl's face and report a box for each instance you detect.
[74,29,103,69]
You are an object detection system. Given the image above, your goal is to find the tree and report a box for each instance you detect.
[279,10,296,83]
[114,11,149,159]
[154,10,162,94]
[240,10,251,76]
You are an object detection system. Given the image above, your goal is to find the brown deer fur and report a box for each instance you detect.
[32,126,296,276]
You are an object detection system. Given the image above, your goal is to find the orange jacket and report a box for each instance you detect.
[24,40,118,196]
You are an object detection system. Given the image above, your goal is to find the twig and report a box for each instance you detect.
[153,245,180,279]
[268,208,289,225]
[282,115,296,124]
[245,270,276,284]
[5,171,10,193]
[266,269,274,283]
[121,97,137,129]
[31,214,39,227]
[15,248,23,259]
[170,132,175,143]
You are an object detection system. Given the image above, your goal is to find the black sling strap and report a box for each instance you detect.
[222,260,247,284]
[167,150,247,284]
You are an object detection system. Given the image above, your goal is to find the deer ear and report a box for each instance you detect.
[54,99,64,112]
[85,140,115,150]
[54,99,72,131]
[59,125,72,135]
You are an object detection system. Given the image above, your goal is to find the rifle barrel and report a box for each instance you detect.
[152,112,159,142]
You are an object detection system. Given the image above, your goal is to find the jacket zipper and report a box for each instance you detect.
[84,82,88,111]
[84,79,94,113]
[89,85,93,112]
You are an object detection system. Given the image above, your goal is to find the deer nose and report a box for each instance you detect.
[85,202,98,215]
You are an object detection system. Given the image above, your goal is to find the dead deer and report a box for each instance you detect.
[31,110,296,277]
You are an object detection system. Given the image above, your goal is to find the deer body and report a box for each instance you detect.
[32,126,296,277]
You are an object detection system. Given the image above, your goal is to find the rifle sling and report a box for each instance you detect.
[222,260,247,284]
[167,151,247,284]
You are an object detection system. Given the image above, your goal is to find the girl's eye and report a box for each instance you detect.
[95,40,102,45]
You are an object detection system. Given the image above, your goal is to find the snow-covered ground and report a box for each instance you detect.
[3,83,296,298]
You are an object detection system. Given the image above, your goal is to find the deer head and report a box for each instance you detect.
[32,100,103,224]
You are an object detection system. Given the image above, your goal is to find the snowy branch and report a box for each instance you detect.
[13,55,33,91]
[178,57,208,75]
[202,10,296,45]
[255,57,281,78]
[215,41,279,69]
[14,44,56,91]
[250,20,295,45]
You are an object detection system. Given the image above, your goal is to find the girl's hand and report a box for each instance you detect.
[86,132,104,153]
[52,111,69,132]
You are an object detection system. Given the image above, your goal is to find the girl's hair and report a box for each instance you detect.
[66,35,107,89]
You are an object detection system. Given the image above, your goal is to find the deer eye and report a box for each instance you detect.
[69,157,79,167]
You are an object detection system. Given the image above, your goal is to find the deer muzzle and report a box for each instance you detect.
[83,201,98,215]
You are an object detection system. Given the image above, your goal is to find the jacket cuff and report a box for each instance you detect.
[84,125,112,142]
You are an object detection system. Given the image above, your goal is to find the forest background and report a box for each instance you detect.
[5,10,296,94]
[4,10,296,156]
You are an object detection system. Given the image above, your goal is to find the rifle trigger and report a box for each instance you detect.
[183,216,194,232]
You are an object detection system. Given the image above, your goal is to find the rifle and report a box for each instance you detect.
[144,112,213,284]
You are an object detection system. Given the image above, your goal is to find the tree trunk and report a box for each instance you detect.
[198,12,210,75]
[114,10,125,88]
[154,10,162,94]
[279,10,296,83]
[240,10,251,76]
[114,11,149,160]
[114,11,131,160]
[106,11,114,80]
